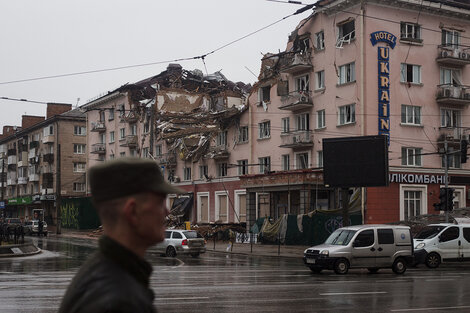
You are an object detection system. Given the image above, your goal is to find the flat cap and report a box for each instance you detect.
[89,157,183,203]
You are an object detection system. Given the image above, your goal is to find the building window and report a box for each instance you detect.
[238,160,248,175]
[74,126,86,136]
[440,68,461,85]
[282,154,290,171]
[73,144,86,154]
[43,125,54,137]
[318,151,323,168]
[108,108,114,121]
[296,152,309,169]
[281,118,290,133]
[109,131,115,143]
[73,183,86,192]
[216,131,227,147]
[119,128,125,140]
[295,75,309,92]
[217,163,228,177]
[400,22,421,41]
[130,124,137,136]
[120,152,126,157]
[401,147,422,166]
[119,104,125,117]
[259,157,271,174]
[258,121,271,139]
[315,31,325,50]
[183,167,191,181]
[99,133,106,144]
[144,123,150,134]
[142,147,149,158]
[130,149,137,157]
[403,190,422,220]
[296,113,309,131]
[199,165,208,179]
[73,162,86,172]
[99,111,105,122]
[109,154,115,159]
[442,29,460,48]
[317,110,326,129]
[155,144,162,156]
[401,105,421,125]
[442,147,461,169]
[315,71,325,90]
[338,62,355,85]
[441,108,460,127]
[400,63,421,84]
[259,85,271,104]
[338,104,355,125]
[337,19,355,44]
[238,126,248,143]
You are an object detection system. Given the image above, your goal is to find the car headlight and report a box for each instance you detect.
[320,250,329,257]
[416,242,425,249]
[304,248,310,254]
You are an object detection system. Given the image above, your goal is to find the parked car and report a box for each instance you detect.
[413,223,470,268]
[24,220,48,236]
[303,225,414,274]
[155,229,206,257]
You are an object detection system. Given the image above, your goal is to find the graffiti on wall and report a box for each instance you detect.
[324,216,351,235]
[61,204,79,229]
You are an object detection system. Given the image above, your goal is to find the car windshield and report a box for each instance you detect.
[183,231,203,239]
[415,225,447,239]
[324,229,357,245]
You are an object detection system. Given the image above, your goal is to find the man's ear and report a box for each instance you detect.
[122,197,139,227]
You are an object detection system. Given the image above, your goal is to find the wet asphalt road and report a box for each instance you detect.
[1,236,470,312]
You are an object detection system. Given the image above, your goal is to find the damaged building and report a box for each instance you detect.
[83,64,251,225]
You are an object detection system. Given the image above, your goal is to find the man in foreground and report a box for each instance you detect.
[59,158,182,313]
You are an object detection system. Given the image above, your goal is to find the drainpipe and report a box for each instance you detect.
[360,3,366,224]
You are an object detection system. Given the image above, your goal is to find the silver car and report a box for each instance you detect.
[156,229,206,257]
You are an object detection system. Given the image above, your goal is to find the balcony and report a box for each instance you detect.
[279,91,313,111]
[279,130,313,148]
[436,84,470,106]
[155,153,177,168]
[7,155,17,165]
[208,145,230,160]
[17,152,28,167]
[120,135,138,148]
[43,153,54,164]
[18,177,28,185]
[436,47,470,67]
[7,178,17,185]
[91,121,106,132]
[437,127,464,150]
[120,111,138,123]
[279,52,313,74]
[28,173,40,182]
[42,135,54,144]
[91,143,106,154]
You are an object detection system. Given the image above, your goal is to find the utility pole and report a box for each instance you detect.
[444,138,449,223]
[56,144,61,234]
[1,158,4,220]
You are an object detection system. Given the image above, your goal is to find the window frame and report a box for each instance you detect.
[338,62,356,85]
[400,22,421,41]
[401,104,421,126]
[401,147,422,167]
[73,144,86,155]
[259,156,271,174]
[338,104,356,125]
[315,70,325,90]
[400,63,421,84]
[258,121,271,139]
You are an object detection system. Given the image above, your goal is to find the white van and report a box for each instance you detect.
[303,225,414,274]
[413,223,470,268]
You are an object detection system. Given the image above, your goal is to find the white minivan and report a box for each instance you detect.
[413,223,470,268]
[303,225,414,274]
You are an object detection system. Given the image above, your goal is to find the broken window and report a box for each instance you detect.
[216,131,227,147]
[183,167,191,181]
[258,121,271,139]
[199,165,208,179]
[295,75,310,92]
[237,159,248,175]
[119,104,125,117]
[258,85,271,104]
[315,31,325,50]
[296,152,309,169]
[337,19,355,43]
[217,163,228,177]
[238,126,249,143]
[277,80,289,96]
[338,104,355,125]
[259,157,271,174]
[338,62,355,85]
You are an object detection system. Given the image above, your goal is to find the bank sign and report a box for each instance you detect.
[370,31,397,145]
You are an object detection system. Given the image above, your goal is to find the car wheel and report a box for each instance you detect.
[166,246,177,258]
[190,253,200,258]
[425,252,441,269]
[334,258,349,275]
[309,267,322,274]
[392,258,407,274]
[367,268,379,274]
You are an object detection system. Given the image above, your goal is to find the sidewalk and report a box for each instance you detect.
[50,227,309,259]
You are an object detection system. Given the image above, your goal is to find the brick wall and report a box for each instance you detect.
[21,115,45,130]
[0,126,21,139]
[46,103,72,119]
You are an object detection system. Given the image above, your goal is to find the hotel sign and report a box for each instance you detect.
[370,31,397,145]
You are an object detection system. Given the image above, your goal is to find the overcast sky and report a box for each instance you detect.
[0,0,312,128]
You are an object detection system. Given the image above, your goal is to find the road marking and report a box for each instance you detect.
[425,278,456,282]
[391,305,470,312]
[320,291,387,296]
[155,296,209,301]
